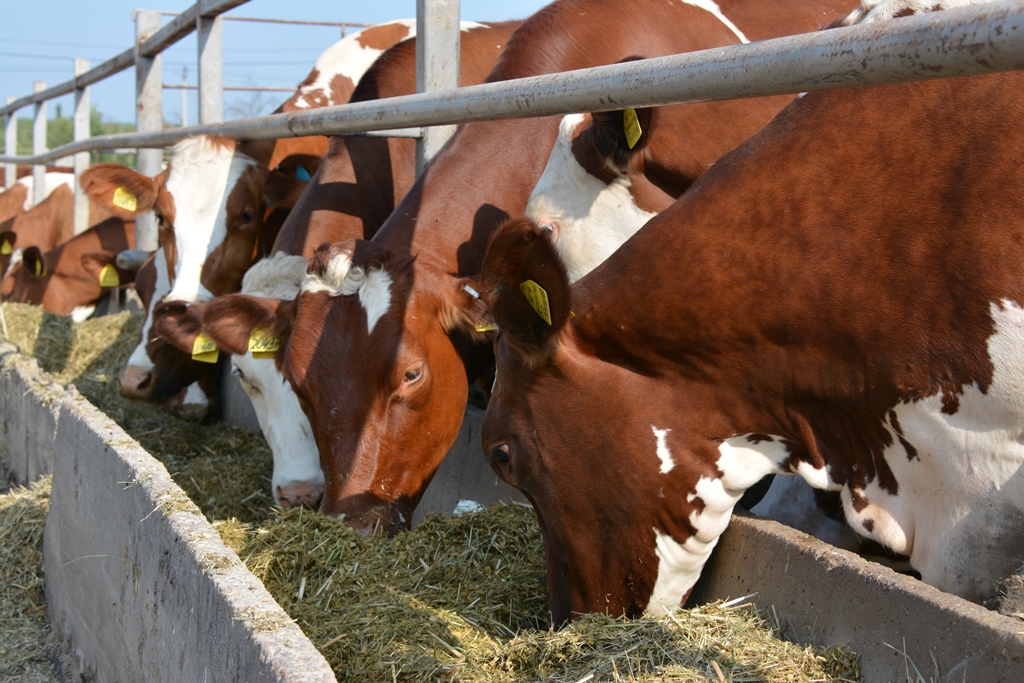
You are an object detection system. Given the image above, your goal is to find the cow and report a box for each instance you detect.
[172,22,520,507]
[79,20,419,421]
[1,216,135,320]
[200,0,852,533]
[0,184,28,224]
[472,68,1024,624]
[0,183,115,276]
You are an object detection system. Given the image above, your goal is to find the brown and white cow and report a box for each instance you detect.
[79,20,418,420]
[474,69,1024,624]
[186,22,519,508]
[1,216,135,319]
[202,0,851,533]
[0,183,114,276]
[0,184,28,224]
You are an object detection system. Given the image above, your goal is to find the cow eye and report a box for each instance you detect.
[240,209,254,224]
[490,443,510,466]
[403,363,424,385]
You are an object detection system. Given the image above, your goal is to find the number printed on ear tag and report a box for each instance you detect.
[192,332,219,363]
[248,325,281,360]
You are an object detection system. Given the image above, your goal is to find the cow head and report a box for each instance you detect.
[81,139,319,417]
[164,254,325,509]
[202,239,490,533]
[475,217,771,625]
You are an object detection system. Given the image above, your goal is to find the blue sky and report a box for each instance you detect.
[1,1,550,127]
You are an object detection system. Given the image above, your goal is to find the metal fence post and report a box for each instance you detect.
[134,9,163,252]
[73,59,91,234]
[3,97,15,190]
[32,81,47,208]
[197,12,224,124]
[415,0,460,175]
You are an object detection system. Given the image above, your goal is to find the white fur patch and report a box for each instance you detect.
[70,305,95,323]
[838,0,994,26]
[16,172,74,211]
[526,114,659,283]
[181,381,208,409]
[652,426,674,474]
[300,252,393,334]
[163,136,254,304]
[681,0,750,43]
[242,252,309,299]
[127,246,171,372]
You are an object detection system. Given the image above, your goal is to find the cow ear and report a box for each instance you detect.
[0,231,16,255]
[264,154,324,209]
[587,105,653,169]
[21,247,46,277]
[79,163,164,220]
[479,216,571,353]
[202,294,295,357]
[80,252,135,288]
[153,301,208,354]
[441,275,496,338]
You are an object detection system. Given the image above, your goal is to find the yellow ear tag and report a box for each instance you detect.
[248,325,281,360]
[98,264,120,287]
[624,108,642,149]
[191,332,219,364]
[112,186,138,212]
[33,260,45,277]
[520,280,552,325]
[0,240,11,256]
[475,323,496,333]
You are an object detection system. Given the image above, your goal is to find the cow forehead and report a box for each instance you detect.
[300,250,394,335]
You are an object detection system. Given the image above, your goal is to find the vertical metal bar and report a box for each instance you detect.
[134,9,163,252]
[3,97,15,190]
[32,81,47,208]
[197,13,224,124]
[415,0,460,175]
[73,58,91,234]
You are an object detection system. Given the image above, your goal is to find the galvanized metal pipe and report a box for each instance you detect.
[31,82,47,208]
[0,0,249,118]
[3,97,15,190]
[3,1,1024,166]
[197,12,224,124]
[73,59,91,235]
[135,10,164,252]
[415,0,461,174]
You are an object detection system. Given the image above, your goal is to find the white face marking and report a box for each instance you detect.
[680,0,750,43]
[4,248,23,279]
[163,136,255,305]
[527,114,659,284]
[652,426,674,474]
[128,247,171,372]
[300,252,392,335]
[234,253,325,504]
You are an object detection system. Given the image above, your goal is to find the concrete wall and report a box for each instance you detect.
[0,343,336,683]
[692,512,1024,682]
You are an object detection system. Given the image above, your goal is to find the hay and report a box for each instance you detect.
[0,476,58,683]
[0,303,274,523]
[242,503,860,682]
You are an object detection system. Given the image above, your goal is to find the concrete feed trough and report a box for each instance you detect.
[2,341,1024,681]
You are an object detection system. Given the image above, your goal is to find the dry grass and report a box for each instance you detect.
[242,503,860,683]
[1,304,861,682]
[0,476,58,683]
[0,303,274,523]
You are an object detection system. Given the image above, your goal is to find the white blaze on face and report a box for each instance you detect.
[680,0,750,43]
[180,381,209,411]
[527,114,659,284]
[300,251,393,335]
[162,136,255,304]
[127,247,172,372]
[235,253,325,502]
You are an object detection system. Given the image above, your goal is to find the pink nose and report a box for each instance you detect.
[119,365,153,400]
[275,481,325,509]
